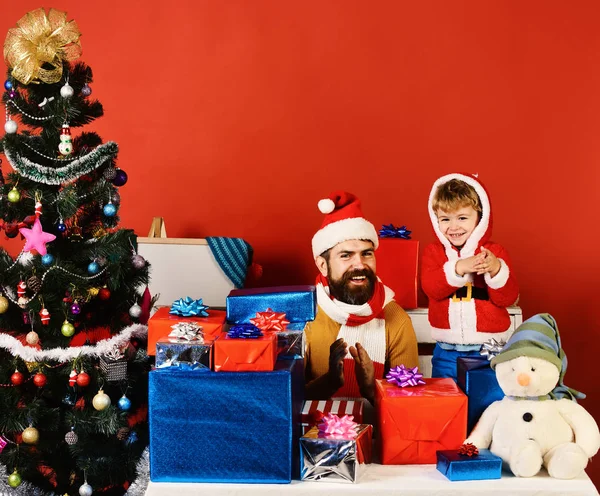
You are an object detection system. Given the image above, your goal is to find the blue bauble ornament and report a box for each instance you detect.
[57,222,67,233]
[41,254,55,266]
[87,261,100,275]
[118,395,131,411]
[112,169,128,187]
[4,80,13,91]
[103,203,117,217]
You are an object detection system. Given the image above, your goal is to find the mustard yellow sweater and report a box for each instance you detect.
[304,301,419,382]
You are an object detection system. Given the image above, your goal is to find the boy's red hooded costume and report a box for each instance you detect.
[422,173,519,345]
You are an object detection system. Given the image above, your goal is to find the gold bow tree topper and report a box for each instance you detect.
[3,8,82,85]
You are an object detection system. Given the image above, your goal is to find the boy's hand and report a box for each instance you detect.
[455,253,485,276]
[349,343,375,404]
[475,247,501,277]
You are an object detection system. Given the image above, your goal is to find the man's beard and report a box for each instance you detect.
[327,266,377,305]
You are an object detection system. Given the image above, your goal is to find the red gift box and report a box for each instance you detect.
[375,238,419,309]
[300,399,364,434]
[147,307,226,356]
[213,332,277,372]
[376,378,467,464]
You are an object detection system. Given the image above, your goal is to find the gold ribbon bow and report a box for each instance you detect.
[3,8,82,85]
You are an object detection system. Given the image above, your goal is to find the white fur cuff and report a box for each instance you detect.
[485,258,510,289]
[443,260,469,288]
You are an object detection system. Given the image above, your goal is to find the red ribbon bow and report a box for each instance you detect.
[250,308,290,332]
[458,443,479,457]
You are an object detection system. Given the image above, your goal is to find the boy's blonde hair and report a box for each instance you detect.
[432,179,482,214]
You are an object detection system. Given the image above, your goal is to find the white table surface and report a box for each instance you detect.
[145,463,599,496]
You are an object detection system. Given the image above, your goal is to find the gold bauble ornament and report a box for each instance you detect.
[88,287,99,298]
[22,426,39,444]
[0,295,9,314]
[25,361,38,372]
[92,389,111,411]
[3,8,82,85]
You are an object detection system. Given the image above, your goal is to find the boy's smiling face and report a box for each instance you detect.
[436,205,479,248]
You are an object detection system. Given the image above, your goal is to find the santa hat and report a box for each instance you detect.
[311,191,379,258]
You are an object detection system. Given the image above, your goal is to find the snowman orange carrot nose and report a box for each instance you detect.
[517,373,530,386]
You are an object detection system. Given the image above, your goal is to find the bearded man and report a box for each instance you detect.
[304,191,419,404]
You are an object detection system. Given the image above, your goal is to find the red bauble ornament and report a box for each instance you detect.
[76,371,90,387]
[33,373,47,387]
[98,288,111,300]
[10,371,24,386]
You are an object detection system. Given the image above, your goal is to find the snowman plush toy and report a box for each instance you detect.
[466,313,600,479]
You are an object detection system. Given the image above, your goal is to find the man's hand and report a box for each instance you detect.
[328,338,347,390]
[475,247,501,277]
[455,252,485,276]
[349,343,375,404]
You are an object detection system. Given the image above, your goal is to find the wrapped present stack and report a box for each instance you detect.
[148,286,316,483]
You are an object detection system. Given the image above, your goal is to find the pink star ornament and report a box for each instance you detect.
[19,218,56,256]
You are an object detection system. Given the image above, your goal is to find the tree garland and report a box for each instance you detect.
[3,141,118,185]
[0,323,147,363]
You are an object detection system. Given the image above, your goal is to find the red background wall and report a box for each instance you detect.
[2,0,600,485]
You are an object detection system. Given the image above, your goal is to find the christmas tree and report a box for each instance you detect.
[0,9,151,495]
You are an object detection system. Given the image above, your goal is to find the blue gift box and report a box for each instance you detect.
[457,357,504,434]
[436,449,503,481]
[277,322,306,360]
[226,285,316,324]
[149,358,304,483]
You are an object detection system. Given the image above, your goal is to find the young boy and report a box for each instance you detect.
[421,173,519,380]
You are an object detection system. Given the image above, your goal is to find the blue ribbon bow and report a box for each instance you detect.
[227,324,263,339]
[169,297,210,317]
[379,224,412,239]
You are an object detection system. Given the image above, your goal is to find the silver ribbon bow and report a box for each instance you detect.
[168,322,204,343]
[479,338,505,361]
[105,347,125,361]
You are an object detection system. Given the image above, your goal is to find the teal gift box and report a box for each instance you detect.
[457,357,504,434]
[436,449,502,481]
[149,358,304,483]
[226,285,316,324]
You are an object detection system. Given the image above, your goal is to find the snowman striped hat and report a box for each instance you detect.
[491,313,585,401]
[311,191,379,258]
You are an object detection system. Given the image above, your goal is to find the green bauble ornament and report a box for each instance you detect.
[7,470,22,487]
[7,187,21,203]
[61,320,75,337]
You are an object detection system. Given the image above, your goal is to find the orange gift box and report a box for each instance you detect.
[147,307,226,356]
[213,332,277,372]
[376,378,467,465]
[375,238,418,309]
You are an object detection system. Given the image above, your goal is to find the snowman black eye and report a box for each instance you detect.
[511,368,515,372]
[531,367,536,372]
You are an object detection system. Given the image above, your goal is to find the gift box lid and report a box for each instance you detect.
[228,285,315,297]
[301,399,364,424]
[150,306,226,324]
